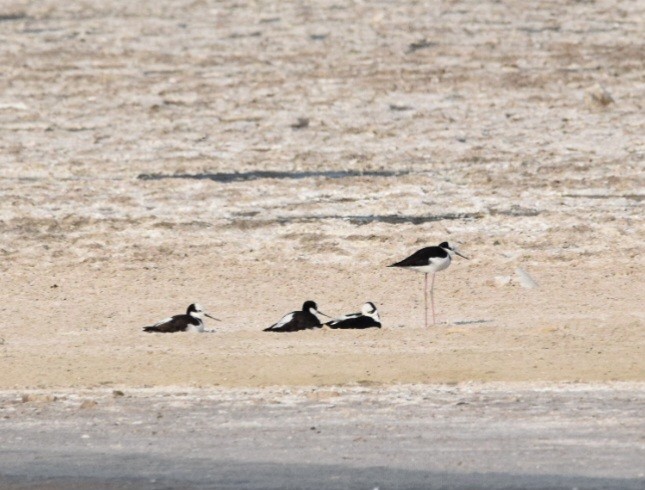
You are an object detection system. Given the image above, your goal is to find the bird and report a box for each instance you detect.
[326,302,382,329]
[388,242,468,327]
[264,300,330,332]
[143,303,220,333]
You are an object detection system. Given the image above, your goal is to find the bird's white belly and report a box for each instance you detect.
[185,323,204,333]
[410,256,451,274]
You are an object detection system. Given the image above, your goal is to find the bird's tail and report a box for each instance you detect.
[263,325,275,332]
[143,326,160,333]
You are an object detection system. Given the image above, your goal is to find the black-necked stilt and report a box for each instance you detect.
[143,303,220,333]
[326,302,382,329]
[264,300,330,332]
[389,242,468,327]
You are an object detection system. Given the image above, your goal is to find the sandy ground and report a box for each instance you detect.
[1,2,644,488]
[1,384,644,489]
[0,0,644,390]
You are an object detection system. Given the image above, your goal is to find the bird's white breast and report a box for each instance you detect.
[185,322,204,333]
[410,255,451,274]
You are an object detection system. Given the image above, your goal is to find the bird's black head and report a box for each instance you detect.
[186,303,206,315]
[302,300,318,311]
[439,241,469,259]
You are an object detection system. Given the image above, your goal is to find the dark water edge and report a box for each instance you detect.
[226,209,540,227]
[0,13,28,22]
[224,212,484,229]
[137,170,409,182]
[278,212,484,225]
[563,193,645,202]
[225,209,550,227]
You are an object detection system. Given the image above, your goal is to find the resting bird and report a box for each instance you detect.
[143,303,219,333]
[326,302,381,329]
[264,301,329,332]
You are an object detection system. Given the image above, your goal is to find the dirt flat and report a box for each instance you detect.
[0,0,643,389]
[1,258,644,388]
[1,384,644,489]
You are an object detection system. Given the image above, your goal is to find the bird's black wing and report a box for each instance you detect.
[265,311,322,332]
[327,315,381,329]
[264,312,296,332]
[291,312,322,331]
[325,311,360,326]
[143,314,185,333]
[389,246,445,267]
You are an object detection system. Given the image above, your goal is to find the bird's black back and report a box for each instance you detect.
[389,246,448,267]
[264,310,322,332]
[143,314,200,333]
[326,316,381,329]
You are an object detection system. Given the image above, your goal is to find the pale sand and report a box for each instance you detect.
[0,0,643,389]
[1,257,643,389]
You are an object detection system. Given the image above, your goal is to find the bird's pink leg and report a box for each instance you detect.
[431,272,436,325]
[424,273,428,328]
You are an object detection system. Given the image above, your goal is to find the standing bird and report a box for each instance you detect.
[264,300,330,332]
[143,303,220,333]
[388,242,468,327]
[326,302,382,329]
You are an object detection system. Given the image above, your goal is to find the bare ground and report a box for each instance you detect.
[0,0,643,386]
[1,2,645,488]
[1,384,644,489]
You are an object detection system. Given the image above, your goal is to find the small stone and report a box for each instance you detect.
[291,117,309,129]
[585,83,614,107]
[306,390,341,401]
[21,394,57,403]
[407,38,436,53]
[79,400,98,409]
[493,275,512,287]
[112,390,125,397]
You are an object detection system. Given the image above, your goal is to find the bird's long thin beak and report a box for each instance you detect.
[205,313,222,321]
[316,310,332,318]
[455,251,469,260]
